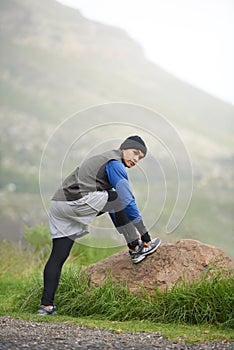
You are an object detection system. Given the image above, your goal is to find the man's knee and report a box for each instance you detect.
[107,190,118,202]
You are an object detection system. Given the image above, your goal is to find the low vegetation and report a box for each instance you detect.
[0,224,233,342]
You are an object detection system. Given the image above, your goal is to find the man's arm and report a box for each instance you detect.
[105,160,141,222]
[105,160,150,241]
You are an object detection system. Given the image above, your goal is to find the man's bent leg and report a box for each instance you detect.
[101,190,139,249]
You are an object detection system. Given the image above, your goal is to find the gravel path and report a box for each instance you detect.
[0,316,233,350]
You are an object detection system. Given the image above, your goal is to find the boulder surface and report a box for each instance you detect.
[87,239,234,293]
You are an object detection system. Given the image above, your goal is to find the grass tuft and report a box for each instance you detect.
[11,266,234,329]
[1,225,233,340]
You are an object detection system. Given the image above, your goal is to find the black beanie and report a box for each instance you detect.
[119,135,147,157]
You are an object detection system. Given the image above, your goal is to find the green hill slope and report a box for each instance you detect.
[0,0,233,257]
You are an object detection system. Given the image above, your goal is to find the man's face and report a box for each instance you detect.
[122,149,144,168]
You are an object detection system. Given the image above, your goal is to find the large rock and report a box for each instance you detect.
[87,239,234,293]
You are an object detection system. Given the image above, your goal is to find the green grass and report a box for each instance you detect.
[0,226,233,343]
[10,267,233,327]
[0,272,233,343]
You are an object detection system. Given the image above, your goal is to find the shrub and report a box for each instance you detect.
[23,224,51,261]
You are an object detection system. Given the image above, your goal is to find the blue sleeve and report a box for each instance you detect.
[105,160,142,223]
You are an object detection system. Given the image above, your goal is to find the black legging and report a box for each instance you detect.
[98,190,139,248]
[41,191,139,306]
[41,235,75,306]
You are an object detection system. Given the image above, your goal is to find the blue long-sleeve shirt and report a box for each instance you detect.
[105,159,142,224]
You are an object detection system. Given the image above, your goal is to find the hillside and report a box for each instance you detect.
[0,0,233,257]
[0,0,233,180]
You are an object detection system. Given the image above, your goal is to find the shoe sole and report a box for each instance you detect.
[131,238,161,264]
[132,254,146,264]
[37,306,57,316]
[37,311,57,316]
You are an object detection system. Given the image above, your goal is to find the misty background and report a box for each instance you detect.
[0,0,233,256]
[57,0,234,105]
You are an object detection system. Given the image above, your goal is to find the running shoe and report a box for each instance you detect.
[129,237,161,264]
[37,305,57,316]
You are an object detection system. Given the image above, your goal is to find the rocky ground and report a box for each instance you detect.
[0,316,233,350]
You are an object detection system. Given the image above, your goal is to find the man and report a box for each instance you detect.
[38,135,161,315]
